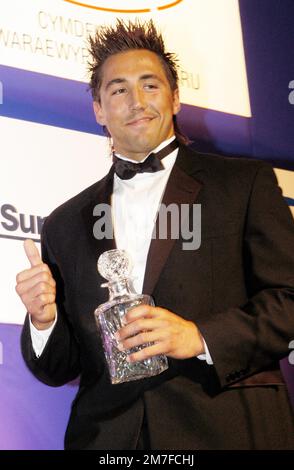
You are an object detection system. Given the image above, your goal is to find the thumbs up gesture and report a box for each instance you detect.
[16,239,57,330]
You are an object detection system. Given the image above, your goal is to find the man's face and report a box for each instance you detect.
[93,49,180,161]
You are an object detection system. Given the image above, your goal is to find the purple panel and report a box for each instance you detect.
[239,0,294,169]
[0,64,100,135]
[178,104,252,157]
[0,324,78,450]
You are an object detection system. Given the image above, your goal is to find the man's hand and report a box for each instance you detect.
[15,239,56,330]
[115,305,205,362]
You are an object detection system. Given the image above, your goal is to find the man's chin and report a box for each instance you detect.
[126,139,159,155]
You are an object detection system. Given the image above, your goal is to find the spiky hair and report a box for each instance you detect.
[88,18,179,100]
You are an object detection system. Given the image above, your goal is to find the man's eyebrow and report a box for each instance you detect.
[105,78,127,91]
[140,74,163,82]
[105,74,164,90]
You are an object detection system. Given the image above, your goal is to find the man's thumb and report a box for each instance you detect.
[24,239,42,267]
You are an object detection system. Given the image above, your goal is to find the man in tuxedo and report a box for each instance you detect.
[16,19,294,449]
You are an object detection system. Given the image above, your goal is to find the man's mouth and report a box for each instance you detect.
[126,116,155,126]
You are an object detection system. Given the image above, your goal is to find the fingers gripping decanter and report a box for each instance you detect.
[94,249,168,384]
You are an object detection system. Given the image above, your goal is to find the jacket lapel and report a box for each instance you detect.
[143,146,204,295]
[80,166,116,279]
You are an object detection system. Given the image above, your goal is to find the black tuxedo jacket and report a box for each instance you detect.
[22,145,294,449]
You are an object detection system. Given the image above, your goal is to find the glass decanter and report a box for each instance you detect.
[94,249,168,384]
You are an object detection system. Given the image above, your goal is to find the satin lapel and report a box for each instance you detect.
[142,146,204,295]
[80,166,116,269]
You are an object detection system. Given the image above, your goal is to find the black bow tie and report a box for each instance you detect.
[112,139,179,180]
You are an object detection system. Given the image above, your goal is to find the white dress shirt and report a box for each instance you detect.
[30,136,212,364]
[112,136,178,294]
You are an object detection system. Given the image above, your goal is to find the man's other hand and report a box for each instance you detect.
[15,239,56,330]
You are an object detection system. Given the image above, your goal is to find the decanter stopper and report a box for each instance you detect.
[97,249,132,283]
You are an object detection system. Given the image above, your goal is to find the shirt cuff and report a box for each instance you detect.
[29,311,57,358]
[197,338,213,365]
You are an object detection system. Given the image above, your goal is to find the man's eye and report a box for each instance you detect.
[112,88,126,95]
[144,84,158,90]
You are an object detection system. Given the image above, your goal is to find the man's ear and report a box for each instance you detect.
[172,88,181,115]
[93,101,106,125]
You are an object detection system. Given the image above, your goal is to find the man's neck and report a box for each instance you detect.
[114,136,176,164]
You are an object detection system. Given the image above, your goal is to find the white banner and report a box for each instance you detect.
[0,116,110,324]
[0,0,251,116]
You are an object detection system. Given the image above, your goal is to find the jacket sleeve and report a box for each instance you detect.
[197,163,294,389]
[21,219,81,386]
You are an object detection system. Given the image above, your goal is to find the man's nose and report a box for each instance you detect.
[128,87,147,110]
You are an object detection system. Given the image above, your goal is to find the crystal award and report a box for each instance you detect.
[94,249,169,384]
